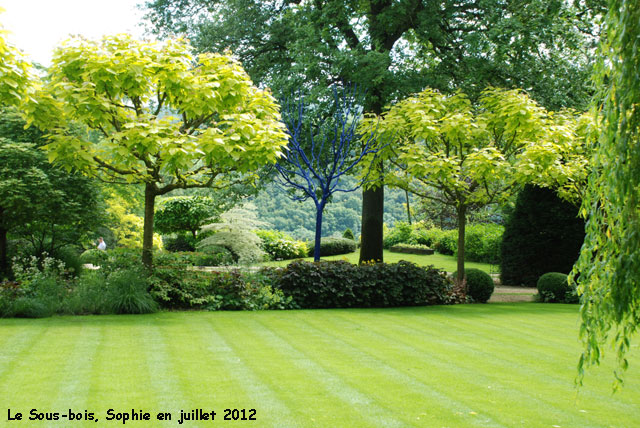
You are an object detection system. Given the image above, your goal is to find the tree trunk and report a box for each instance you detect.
[313,201,325,262]
[359,183,384,263]
[405,189,412,225]
[142,183,157,270]
[0,226,7,278]
[456,204,467,289]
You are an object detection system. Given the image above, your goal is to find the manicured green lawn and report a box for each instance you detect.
[262,249,496,273]
[1,304,638,427]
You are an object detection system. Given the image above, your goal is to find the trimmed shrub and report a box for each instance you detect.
[342,228,355,240]
[306,237,357,257]
[275,260,454,308]
[256,229,307,260]
[501,185,585,286]
[453,268,495,303]
[389,243,434,255]
[537,272,578,303]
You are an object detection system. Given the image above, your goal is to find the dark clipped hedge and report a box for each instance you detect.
[306,237,357,257]
[501,185,585,286]
[453,268,495,303]
[274,260,456,308]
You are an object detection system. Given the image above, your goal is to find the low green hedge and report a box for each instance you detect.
[306,237,357,257]
[274,260,458,309]
[389,243,435,255]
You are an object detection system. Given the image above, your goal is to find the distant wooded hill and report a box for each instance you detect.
[250,179,412,240]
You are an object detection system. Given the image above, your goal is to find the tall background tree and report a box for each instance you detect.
[30,35,287,268]
[143,0,603,263]
[573,0,640,385]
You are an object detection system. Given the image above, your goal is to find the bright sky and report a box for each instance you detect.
[0,0,148,66]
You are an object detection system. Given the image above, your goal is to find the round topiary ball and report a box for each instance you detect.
[453,268,495,303]
[537,272,571,303]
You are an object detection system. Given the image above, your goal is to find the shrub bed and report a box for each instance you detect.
[149,265,294,311]
[274,260,457,309]
[384,222,503,263]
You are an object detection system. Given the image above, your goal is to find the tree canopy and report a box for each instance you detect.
[369,87,584,286]
[143,0,604,263]
[31,34,288,268]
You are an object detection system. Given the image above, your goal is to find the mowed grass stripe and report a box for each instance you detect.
[357,307,583,378]
[50,321,101,421]
[86,317,161,420]
[135,319,191,427]
[285,310,568,428]
[2,306,639,428]
[211,314,409,428]
[0,322,81,412]
[261,311,509,428]
[160,313,298,427]
[324,308,638,427]
[0,322,49,390]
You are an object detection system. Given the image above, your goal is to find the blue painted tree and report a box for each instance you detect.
[274,87,380,261]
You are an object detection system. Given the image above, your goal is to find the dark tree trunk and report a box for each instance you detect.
[359,183,384,263]
[142,183,157,270]
[359,88,385,264]
[456,204,467,289]
[313,201,326,262]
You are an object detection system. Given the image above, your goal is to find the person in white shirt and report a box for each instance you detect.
[97,237,107,251]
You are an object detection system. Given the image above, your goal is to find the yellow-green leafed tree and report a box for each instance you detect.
[105,192,163,251]
[31,35,288,268]
[368,87,590,287]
